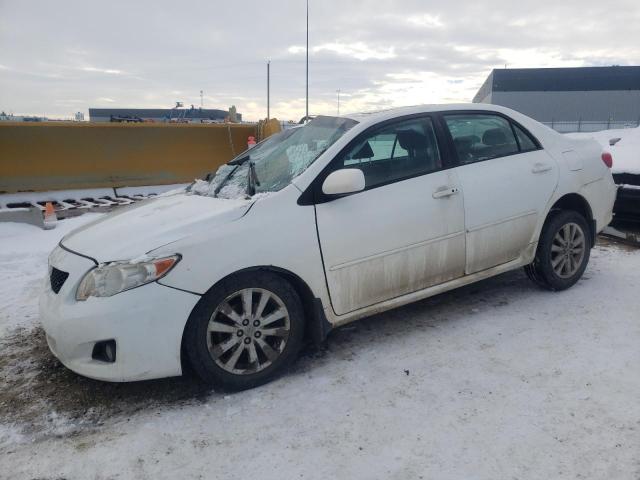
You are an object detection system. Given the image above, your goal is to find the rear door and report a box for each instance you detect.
[314,115,466,315]
[442,112,559,274]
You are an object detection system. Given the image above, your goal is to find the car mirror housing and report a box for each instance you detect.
[321,169,366,196]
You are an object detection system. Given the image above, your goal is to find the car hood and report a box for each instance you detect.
[61,193,253,262]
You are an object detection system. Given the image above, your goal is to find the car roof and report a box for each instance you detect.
[342,103,515,127]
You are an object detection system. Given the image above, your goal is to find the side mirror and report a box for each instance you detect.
[322,169,365,196]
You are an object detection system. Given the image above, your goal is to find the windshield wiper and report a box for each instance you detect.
[246,161,261,196]
[211,154,251,197]
[212,164,239,197]
[228,154,250,166]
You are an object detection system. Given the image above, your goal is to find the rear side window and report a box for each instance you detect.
[445,114,519,164]
[337,117,442,189]
[513,123,538,152]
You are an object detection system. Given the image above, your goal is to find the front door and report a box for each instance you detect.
[315,115,466,315]
[443,112,559,274]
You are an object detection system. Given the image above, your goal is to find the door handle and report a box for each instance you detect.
[532,162,552,174]
[432,186,459,199]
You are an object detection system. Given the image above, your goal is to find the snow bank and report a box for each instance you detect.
[566,126,640,175]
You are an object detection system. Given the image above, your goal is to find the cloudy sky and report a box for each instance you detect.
[1,0,639,121]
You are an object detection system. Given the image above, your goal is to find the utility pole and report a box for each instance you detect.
[336,89,341,116]
[305,0,309,122]
[200,90,203,108]
[267,60,270,120]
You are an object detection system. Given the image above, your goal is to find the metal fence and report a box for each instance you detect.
[543,119,640,133]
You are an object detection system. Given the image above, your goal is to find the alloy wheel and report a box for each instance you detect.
[206,288,291,375]
[550,222,586,279]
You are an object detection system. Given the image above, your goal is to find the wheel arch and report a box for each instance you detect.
[180,266,331,371]
[547,193,596,246]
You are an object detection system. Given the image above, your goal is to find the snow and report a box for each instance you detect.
[187,163,253,200]
[566,126,640,175]
[0,214,103,336]
[1,219,639,479]
[190,177,272,201]
[190,178,226,197]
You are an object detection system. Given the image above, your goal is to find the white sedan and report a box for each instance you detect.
[40,104,617,390]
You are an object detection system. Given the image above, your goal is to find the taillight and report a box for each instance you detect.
[601,152,613,168]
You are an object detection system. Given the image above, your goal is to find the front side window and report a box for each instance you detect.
[445,114,519,164]
[336,117,442,189]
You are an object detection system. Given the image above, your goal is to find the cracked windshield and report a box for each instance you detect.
[200,116,357,198]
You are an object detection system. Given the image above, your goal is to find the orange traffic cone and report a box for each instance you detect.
[43,201,57,230]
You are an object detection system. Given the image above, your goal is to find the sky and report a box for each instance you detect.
[0,0,639,122]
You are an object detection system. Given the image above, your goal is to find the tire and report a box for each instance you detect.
[525,210,591,291]
[184,271,305,391]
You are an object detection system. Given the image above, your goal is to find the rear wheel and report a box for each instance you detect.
[525,210,591,291]
[184,271,305,391]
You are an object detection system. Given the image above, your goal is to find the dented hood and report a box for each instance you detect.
[61,193,252,262]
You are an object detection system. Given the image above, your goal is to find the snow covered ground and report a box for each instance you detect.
[0,217,639,479]
[0,214,104,337]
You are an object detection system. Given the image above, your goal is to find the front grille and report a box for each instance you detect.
[50,267,69,294]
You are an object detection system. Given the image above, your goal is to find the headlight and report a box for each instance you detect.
[76,254,180,301]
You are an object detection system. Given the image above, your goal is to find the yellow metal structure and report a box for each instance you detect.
[257,118,283,140]
[0,121,281,193]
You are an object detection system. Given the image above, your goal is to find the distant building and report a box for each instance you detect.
[0,112,48,122]
[228,105,238,123]
[88,106,241,123]
[74,111,85,121]
[473,66,640,132]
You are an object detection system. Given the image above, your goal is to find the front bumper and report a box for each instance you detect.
[39,245,200,382]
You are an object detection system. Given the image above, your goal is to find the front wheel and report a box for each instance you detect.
[525,210,591,291]
[184,271,305,391]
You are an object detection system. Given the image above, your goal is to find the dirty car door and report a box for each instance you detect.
[444,112,559,274]
[315,116,466,315]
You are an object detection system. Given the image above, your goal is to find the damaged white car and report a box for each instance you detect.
[40,104,617,390]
